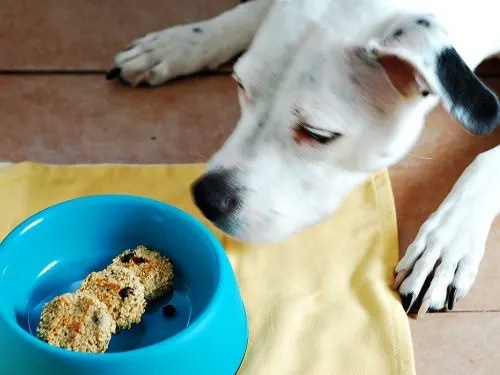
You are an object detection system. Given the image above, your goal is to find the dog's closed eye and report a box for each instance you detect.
[294,123,342,145]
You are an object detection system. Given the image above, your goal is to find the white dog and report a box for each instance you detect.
[108,0,500,317]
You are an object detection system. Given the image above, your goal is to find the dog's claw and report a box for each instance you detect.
[447,286,458,310]
[393,269,409,289]
[401,293,414,313]
[417,298,431,319]
[106,67,121,80]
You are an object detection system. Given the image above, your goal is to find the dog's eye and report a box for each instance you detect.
[232,73,245,91]
[295,123,342,145]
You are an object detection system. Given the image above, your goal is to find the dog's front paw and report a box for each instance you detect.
[394,202,490,317]
[108,26,208,86]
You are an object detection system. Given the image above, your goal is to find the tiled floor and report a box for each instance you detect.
[2,1,500,374]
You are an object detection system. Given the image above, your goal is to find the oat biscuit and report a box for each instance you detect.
[79,266,146,330]
[111,246,174,300]
[37,292,115,353]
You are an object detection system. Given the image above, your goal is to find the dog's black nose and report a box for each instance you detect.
[191,170,240,222]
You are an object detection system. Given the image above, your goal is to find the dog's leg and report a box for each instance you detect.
[394,145,500,316]
[111,0,272,86]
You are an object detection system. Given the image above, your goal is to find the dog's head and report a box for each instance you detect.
[192,9,500,243]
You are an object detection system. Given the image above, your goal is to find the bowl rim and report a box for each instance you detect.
[0,194,242,360]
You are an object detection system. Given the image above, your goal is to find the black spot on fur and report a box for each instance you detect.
[192,27,203,33]
[355,48,379,68]
[416,18,431,27]
[306,74,317,84]
[437,48,500,135]
[349,74,360,85]
[392,28,404,38]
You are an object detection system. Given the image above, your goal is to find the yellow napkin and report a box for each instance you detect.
[0,162,415,375]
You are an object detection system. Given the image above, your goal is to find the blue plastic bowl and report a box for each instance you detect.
[0,195,248,375]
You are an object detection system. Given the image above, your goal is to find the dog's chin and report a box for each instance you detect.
[221,229,295,244]
[212,217,325,244]
[210,219,291,243]
[207,203,338,243]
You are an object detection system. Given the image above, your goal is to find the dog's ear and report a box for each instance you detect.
[367,15,500,135]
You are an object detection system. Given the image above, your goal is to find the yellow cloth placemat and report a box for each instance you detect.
[0,162,415,375]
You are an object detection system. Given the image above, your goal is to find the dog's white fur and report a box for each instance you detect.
[113,0,500,314]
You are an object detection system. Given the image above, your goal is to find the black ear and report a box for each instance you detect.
[368,13,500,136]
[436,48,500,135]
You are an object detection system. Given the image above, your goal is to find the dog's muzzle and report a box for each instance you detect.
[191,169,241,224]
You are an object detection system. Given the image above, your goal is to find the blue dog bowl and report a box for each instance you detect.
[0,195,248,375]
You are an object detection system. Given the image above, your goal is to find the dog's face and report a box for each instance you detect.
[192,8,499,243]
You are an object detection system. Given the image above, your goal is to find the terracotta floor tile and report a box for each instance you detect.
[0,75,239,163]
[410,312,500,375]
[390,78,500,312]
[0,0,237,70]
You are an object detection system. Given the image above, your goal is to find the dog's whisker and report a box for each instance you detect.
[408,153,435,160]
[191,152,209,161]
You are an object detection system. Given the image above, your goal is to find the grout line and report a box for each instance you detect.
[0,69,232,77]
[449,309,500,313]
[428,309,500,314]
[0,162,202,167]
[0,69,106,75]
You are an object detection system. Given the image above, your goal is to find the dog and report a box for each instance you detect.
[107,0,500,318]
